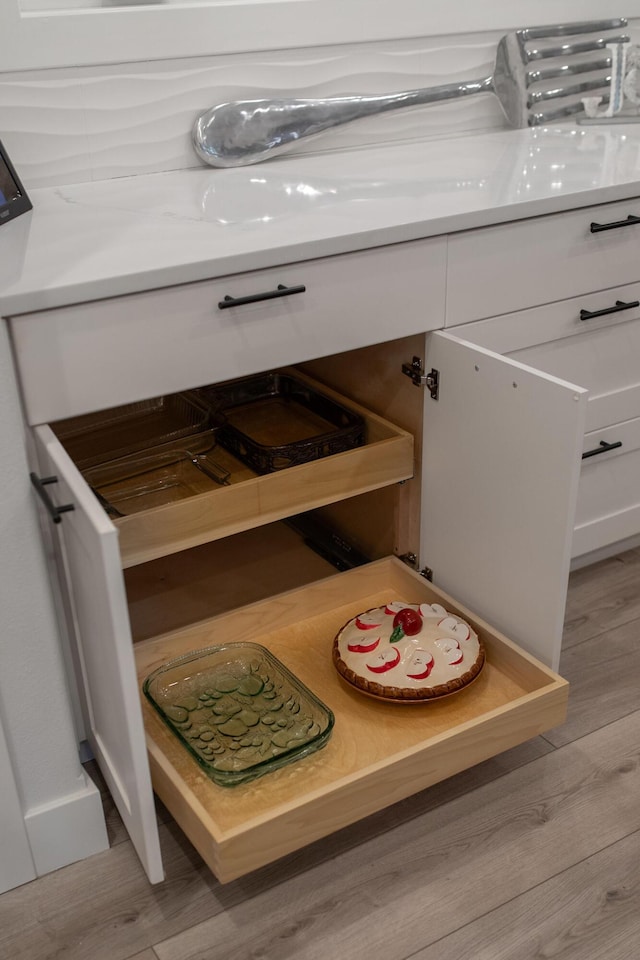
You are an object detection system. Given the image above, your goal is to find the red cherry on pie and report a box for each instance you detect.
[392,607,422,636]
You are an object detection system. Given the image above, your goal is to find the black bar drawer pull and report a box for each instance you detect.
[580,299,640,321]
[30,473,75,524]
[590,214,640,233]
[582,440,623,460]
[218,283,306,309]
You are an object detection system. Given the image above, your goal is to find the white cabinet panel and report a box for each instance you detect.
[11,238,445,425]
[421,331,587,672]
[447,198,640,326]
[574,416,640,557]
[33,426,163,884]
[453,285,640,434]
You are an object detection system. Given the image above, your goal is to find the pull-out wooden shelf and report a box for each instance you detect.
[61,372,414,569]
[134,557,568,883]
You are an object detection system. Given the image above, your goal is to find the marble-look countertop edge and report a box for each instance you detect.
[3,127,640,316]
[0,184,632,318]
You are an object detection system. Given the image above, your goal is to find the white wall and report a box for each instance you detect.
[4,0,633,72]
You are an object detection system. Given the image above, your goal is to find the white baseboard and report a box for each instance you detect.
[570,531,640,571]
[0,717,36,894]
[24,769,109,877]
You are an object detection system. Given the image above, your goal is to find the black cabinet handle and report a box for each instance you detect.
[590,214,640,233]
[580,299,640,321]
[218,283,306,309]
[581,440,623,460]
[30,473,75,524]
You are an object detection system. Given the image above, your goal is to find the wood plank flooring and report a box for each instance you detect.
[1,548,639,960]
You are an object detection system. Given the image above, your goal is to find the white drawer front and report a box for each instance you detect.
[454,283,640,433]
[10,238,445,424]
[447,198,640,325]
[573,417,640,558]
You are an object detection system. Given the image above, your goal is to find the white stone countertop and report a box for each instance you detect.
[3,123,640,316]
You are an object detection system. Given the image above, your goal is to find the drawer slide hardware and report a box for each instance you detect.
[590,214,640,233]
[286,515,370,571]
[402,357,439,399]
[218,283,306,309]
[580,299,639,321]
[582,440,623,459]
[30,473,75,524]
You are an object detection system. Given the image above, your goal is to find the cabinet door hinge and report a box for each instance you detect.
[398,553,433,581]
[401,357,439,399]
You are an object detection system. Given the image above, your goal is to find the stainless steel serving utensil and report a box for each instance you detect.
[193,18,629,168]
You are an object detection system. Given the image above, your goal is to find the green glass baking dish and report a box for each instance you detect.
[143,642,335,787]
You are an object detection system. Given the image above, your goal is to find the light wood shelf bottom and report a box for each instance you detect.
[134,558,568,883]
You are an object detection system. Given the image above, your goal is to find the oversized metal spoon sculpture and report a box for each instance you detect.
[193,18,626,168]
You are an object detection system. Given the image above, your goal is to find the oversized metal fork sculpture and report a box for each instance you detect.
[193,18,629,168]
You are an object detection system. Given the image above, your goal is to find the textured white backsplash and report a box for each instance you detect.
[0,33,517,187]
[1,23,639,188]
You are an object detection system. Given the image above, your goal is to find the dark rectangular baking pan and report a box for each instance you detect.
[194,372,365,474]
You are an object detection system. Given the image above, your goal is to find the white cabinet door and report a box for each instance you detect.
[33,426,164,884]
[421,331,588,672]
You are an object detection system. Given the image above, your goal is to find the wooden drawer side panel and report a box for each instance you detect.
[118,433,412,567]
[116,380,414,567]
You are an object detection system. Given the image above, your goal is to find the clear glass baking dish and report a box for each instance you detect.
[82,430,230,517]
[143,642,334,787]
[55,393,211,470]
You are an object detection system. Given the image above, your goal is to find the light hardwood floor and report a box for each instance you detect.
[1,549,639,960]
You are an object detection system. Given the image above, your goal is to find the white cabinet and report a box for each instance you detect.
[575,416,640,556]
[11,281,585,883]
[446,198,640,325]
[5,89,640,888]
[17,202,628,884]
[11,238,445,425]
[447,194,640,563]
[33,426,165,883]
[454,279,640,561]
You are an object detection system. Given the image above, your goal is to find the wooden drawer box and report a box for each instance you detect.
[32,329,584,885]
[134,557,568,883]
[452,283,640,434]
[446,198,640,326]
[9,237,446,426]
[574,416,640,557]
[50,372,414,568]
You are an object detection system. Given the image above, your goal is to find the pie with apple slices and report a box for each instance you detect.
[332,601,484,701]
